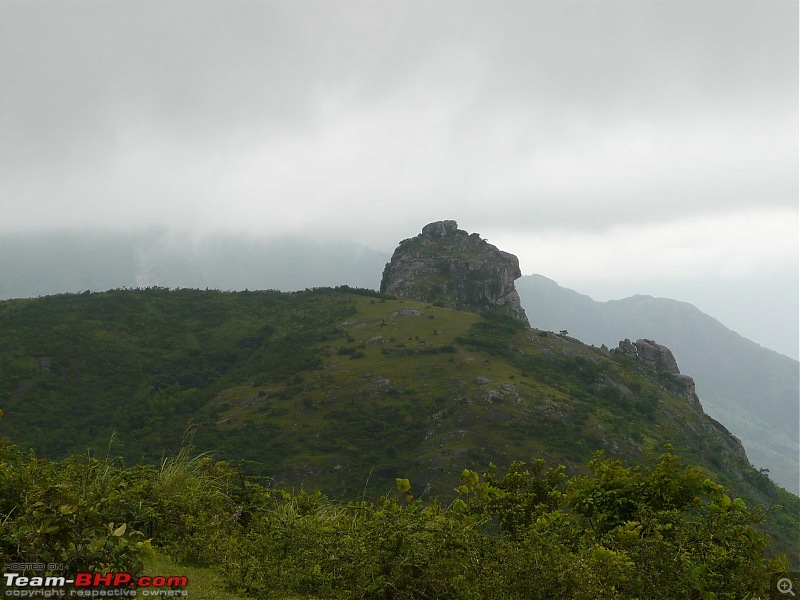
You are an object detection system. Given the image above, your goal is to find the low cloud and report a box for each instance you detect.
[493,207,798,286]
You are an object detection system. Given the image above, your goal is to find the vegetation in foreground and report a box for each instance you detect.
[0,438,792,599]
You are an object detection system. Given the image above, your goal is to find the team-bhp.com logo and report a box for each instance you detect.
[3,571,189,597]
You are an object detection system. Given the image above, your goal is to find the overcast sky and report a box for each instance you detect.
[1,1,797,357]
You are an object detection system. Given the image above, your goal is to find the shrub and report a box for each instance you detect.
[0,437,781,599]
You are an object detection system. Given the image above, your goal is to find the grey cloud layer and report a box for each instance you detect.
[0,1,796,241]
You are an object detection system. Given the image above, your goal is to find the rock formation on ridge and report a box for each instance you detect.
[380,220,529,325]
[613,338,703,412]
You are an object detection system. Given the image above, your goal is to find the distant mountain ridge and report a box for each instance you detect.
[0,230,388,299]
[516,274,800,493]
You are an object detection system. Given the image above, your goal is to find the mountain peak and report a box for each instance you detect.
[380,221,529,324]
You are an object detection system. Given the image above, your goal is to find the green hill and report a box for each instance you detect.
[0,286,796,560]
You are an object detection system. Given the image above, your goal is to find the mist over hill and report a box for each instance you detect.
[0,230,388,299]
[517,274,800,493]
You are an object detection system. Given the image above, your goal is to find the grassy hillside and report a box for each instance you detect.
[0,287,796,560]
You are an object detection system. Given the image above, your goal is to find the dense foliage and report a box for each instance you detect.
[0,438,790,599]
[0,287,355,464]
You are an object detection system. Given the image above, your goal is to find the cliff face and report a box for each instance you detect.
[380,220,529,325]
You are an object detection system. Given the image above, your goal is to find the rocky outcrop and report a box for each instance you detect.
[611,338,754,464]
[619,338,680,373]
[613,338,703,411]
[380,221,529,325]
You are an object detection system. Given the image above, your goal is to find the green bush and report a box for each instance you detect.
[0,440,153,573]
[0,438,784,598]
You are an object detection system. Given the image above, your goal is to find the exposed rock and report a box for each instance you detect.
[372,378,392,389]
[359,374,399,398]
[535,399,572,420]
[482,384,521,405]
[380,220,529,325]
[337,321,367,328]
[634,339,680,373]
[615,338,679,373]
[391,308,423,318]
[673,374,703,411]
[613,338,703,411]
